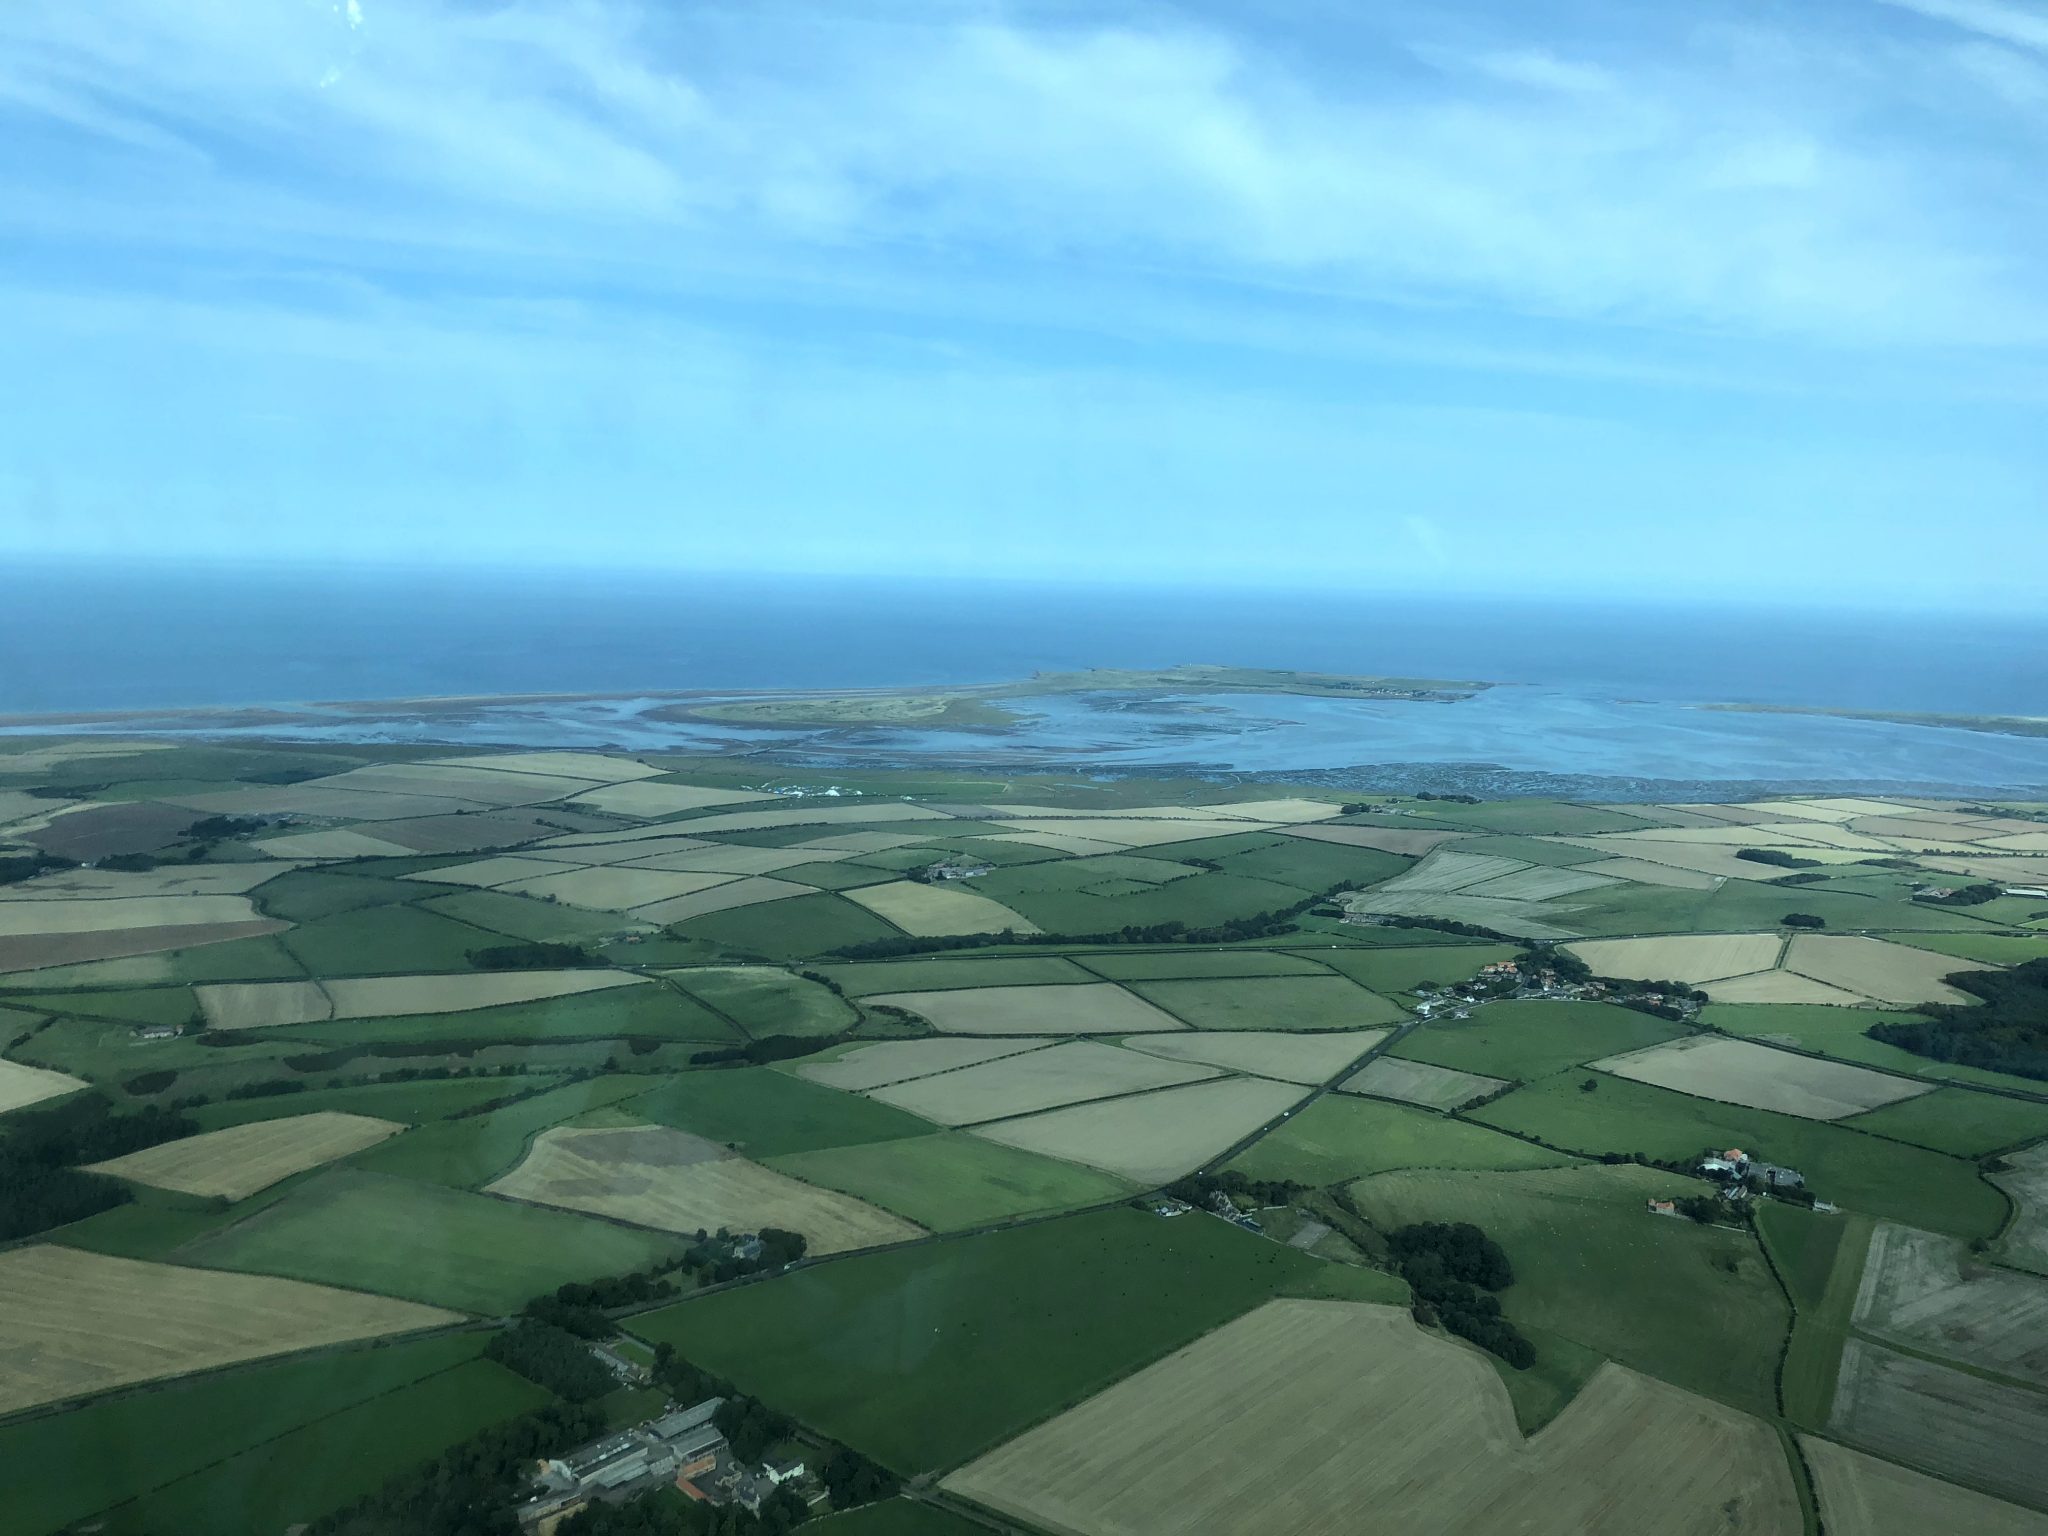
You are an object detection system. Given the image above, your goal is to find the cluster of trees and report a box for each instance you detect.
[1781,913,1827,929]
[825,884,1360,959]
[1672,1193,1735,1224]
[1373,914,1517,942]
[692,1035,838,1068]
[1913,883,2000,907]
[310,1402,605,1536]
[123,1068,180,1095]
[1386,1221,1535,1370]
[468,941,602,969]
[486,1320,618,1402]
[0,851,70,887]
[1164,1170,1305,1210]
[0,1098,193,1245]
[1735,848,1821,869]
[1869,960,2048,1080]
[561,1485,810,1535]
[1415,792,1481,804]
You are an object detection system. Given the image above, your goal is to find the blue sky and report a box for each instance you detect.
[1,0,2043,607]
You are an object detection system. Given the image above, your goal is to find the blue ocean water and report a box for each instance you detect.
[4,561,2045,792]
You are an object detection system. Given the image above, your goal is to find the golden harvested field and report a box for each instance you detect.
[1927,855,2048,884]
[971,1075,1306,1183]
[431,750,666,782]
[87,1112,403,1199]
[621,844,850,876]
[999,817,1279,849]
[1782,935,1994,1007]
[1459,867,1618,901]
[0,1245,455,1415]
[865,1041,1219,1126]
[519,835,712,866]
[794,1037,1058,1092]
[403,855,585,888]
[489,1126,921,1254]
[566,780,766,818]
[197,970,647,1030]
[254,828,418,860]
[632,876,817,925]
[1280,823,1462,856]
[1120,1028,1388,1084]
[0,919,288,975]
[1852,1223,2048,1387]
[945,1299,1798,1536]
[498,864,737,912]
[1374,851,1531,893]
[871,982,1187,1035]
[1702,970,1872,1006]
[845,881,1041,936]
[1550,837,1800,881]
[1575,856,1722,889]
[1566,933,1783,984]
[1830,1339,2048,1512]
[0,865,292,901]
[1342,1055,1507,1110]
[0,1055,87,1113]
[983,830,1130,857]
[1995,1143,2048,1276]
[0,895,263,937]
[1803,1436,2048,1536]
[1592,1036,1930,1119]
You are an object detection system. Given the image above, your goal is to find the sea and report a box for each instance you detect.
[3,562,2045,799]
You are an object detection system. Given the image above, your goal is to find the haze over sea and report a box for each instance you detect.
[7,562,2047,796]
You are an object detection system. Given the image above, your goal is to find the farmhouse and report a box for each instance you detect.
[518,1399,728,1526]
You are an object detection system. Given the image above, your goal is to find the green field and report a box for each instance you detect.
[1127,974,1405,1031]
[175,1167,685,1313]
[12,985,198,1026]
[1840,1086,2048,1157]
[1229,1094,1573,1185]
[346,1074,656,1187]
[1348,1163,1789,1417]
[1703,1003,2048,1092]
[976,867,1310,937]
[623,1066,937,1157]
[98,1357,545,1536]
[255,870,426,923]
[1891,931,2048,966]
[673,891,903,960]
[1386,801,1653,836]
[768,1132,1134,1229]
[1074,949,1332,981]
[1391,1000,1685,1081]
[627,1205,1400,1473]
[53,1181,299,1260]
[274,984,736,1048]
[191,1074,554,1131]
[419,887,642,943]
[1473,1071,2008,1240]
[1207,839,1410,892]
[817,954,1096,994]
[810,1499,990,1536]
[665,966,858,1038]
[1303,943,1520,996]
[0,1329,501,1536]
[281,904,503,976]
[1757,1201,1873,1428]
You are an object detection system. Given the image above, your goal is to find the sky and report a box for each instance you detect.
[1,0,2044,607]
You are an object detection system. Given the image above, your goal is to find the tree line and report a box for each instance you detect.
[0,1097,198,1241]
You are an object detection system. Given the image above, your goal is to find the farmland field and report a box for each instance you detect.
[662,964,857,1036]
[1852,1221,2048,1386]
[767,1131,1135,1230]
[971,1074,1307,1183]
[1706,1003,2048,1091]
[793,1036,1057,1091]
[1843,1086,2048,1156]
[844,880,1040,936]
[1590,1035,1931,1119]
[1996,1142,2048,1274]
[1829,1338,2048,1511]
[1120,1027,1387,1083]
[870,981,1188,1034]
[1392,1000,1685,1081]
[1128,974,1405,1031]
[1757,1201,1872,1427]
[621,1065,938,1157]
[815,954,1095,994]
[489,1125,923,1253]
[0,1053,86,1112]
[1341,1054,1507,1110]
[174,1168,686,1313]
[86,1111,403,1198]
[944,1299,1798,1536]
[1230,1094,1572,1185]
[0,1244,454,1415]
[865,1039,1219,1125]
[1781,934,1995,1007]
[1565,933,1783,983]
[1307,942,1520,995]
[1077,948,1332,981]
[1802,1436,2048,1536]
[626,1206,1399,1473]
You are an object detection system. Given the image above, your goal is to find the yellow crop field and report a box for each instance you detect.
[794,1037,1058,1092]
[0,1245,455,1415]
[983,830,1130,857]
[489,1126,921,1254]
[971,1075,1306,1183]
[402,855,585,888]
[1283,824,1463,856]
[566,780,766,818]
[865,1041,1219,1126]
[1000,817,1279,848]
[1120,1028,1388,1084]
[1782,935,1994,1007]
[1593,1036,1929,1119]
[254,829,418,860]
[870,983,1187,1035]
[1551,837,1802,881]
[945,1299,1798,1536]
[499,864,736,912]
[1803,1436,2048,1536]
[0,1056,87,1114]
[1574,856,1721,889]
[845,881,1040,937]
[1566,933,1784,983]
[197,970,647,1030]
[794,831,931,853]
[631,876,817,925]
[430,750,666,782]
[1343,1056,1507,1110]
[1702,970,1871,1006]
[1830,1339,2048,1511]
[87,1112,403,1199]
[0,895,262,938]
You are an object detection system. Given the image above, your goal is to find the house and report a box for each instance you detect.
[1646,1199,1677,1216]
[763,1458,806,1486]
[134,1025,182,1041]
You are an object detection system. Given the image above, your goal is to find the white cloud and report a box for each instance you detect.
[1878,0,2048,52]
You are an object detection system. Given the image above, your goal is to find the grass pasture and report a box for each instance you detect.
[1128,974,1405,1031]
[174,1168,686,1314]
[280,904,501,977]
[1705,1003,2048,1092]
[626,1206,1396,1473]
[944,1298,1798,1536]
[489,1125,922,1253]
[1307,943,1520,996]
[339,1074,657,1187]
[622,1065,938,1157]
[816,954,1096,995]
[767,1132,1136,1231]
[1843,1086,2048,1156]
[1392,1000,1686,1082]
[0,1244,454,1415]
[871,982,1188,1035]
[663,965,857,1037]
[189,1074,554,1131]
[671,891,903,960]
[288,982,736,1048]
[1756,1201,1871,1428]
[1076,949,1332,981]
[1229,1094,1572,1186]
[86,1111,402,1199]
